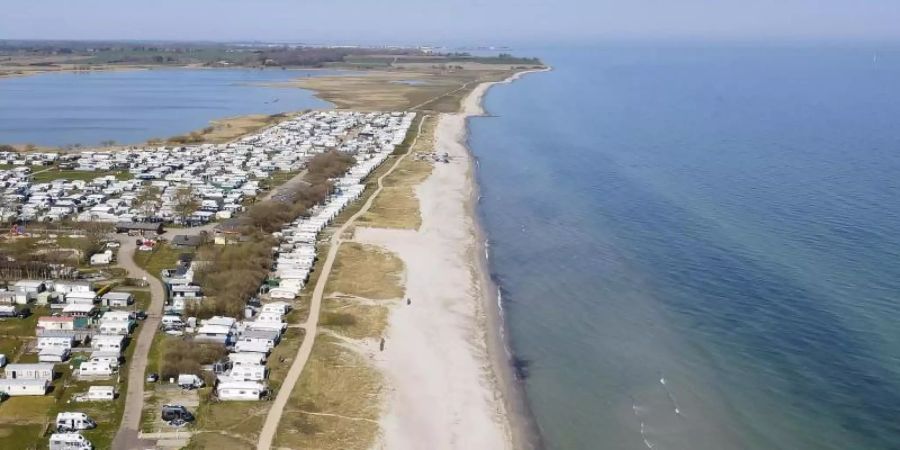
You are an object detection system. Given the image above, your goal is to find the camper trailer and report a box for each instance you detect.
[216,381,266,401]
[224,364,267,382]
[55,412,97,432]
[77,385,116,402]
[78,361,114,378]
[48,432,92,450]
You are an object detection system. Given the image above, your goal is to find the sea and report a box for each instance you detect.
[0,68,334,147]
[468,43,900,450]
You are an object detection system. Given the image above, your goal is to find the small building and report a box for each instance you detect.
[216,380,266,401]
[0,379,49,396]
[171,234,203,249]
[115,221,163,235]
[4,363,55,381]
[100,291,133,308]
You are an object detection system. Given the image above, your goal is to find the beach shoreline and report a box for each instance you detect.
[355,67,548,450]
[464,67,551,450]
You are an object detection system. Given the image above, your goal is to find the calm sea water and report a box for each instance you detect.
[470,44,900,450]
[0,68,334,146]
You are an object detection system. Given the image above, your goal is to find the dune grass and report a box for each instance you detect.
[273,335,381,450]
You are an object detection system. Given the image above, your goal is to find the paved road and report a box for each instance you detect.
[111,237,167,450]
[255,115,429,450]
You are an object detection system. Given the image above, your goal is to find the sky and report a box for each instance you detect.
[2,0,900,45]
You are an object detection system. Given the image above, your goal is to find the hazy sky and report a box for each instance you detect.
[3,0,900,44]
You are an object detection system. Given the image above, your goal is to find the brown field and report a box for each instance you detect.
[281,67,519,112]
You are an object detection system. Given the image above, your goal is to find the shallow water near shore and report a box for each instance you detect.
[0,68,335,147]
[469,44,900,450]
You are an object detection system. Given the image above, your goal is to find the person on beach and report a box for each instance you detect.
[380,338,386,351]
[407,298,411,305]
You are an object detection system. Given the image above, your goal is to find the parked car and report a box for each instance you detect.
[161,404,194,426]
[134,310,148,321]
[146,373,159,383]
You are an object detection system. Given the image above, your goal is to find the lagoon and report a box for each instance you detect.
[0,68,334,147]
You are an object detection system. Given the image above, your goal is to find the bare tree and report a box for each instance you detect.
[174,187,199,225]
[134,185,161,220]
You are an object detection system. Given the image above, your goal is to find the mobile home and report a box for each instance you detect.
[0,379,49,396]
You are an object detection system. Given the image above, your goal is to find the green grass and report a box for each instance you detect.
[132,243,185,280]
[0,306,45,337]
[31,169,132,183]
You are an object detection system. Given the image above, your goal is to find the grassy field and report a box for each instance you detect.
[132,242,185,280]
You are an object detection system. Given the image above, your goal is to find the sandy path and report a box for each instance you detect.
[355,73,544,450]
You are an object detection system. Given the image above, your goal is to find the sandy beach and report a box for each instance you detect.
[356,69,546,450]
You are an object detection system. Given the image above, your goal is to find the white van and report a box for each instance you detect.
[55,412,97,431]
[177,374,204,389]
[49,432,92,450]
